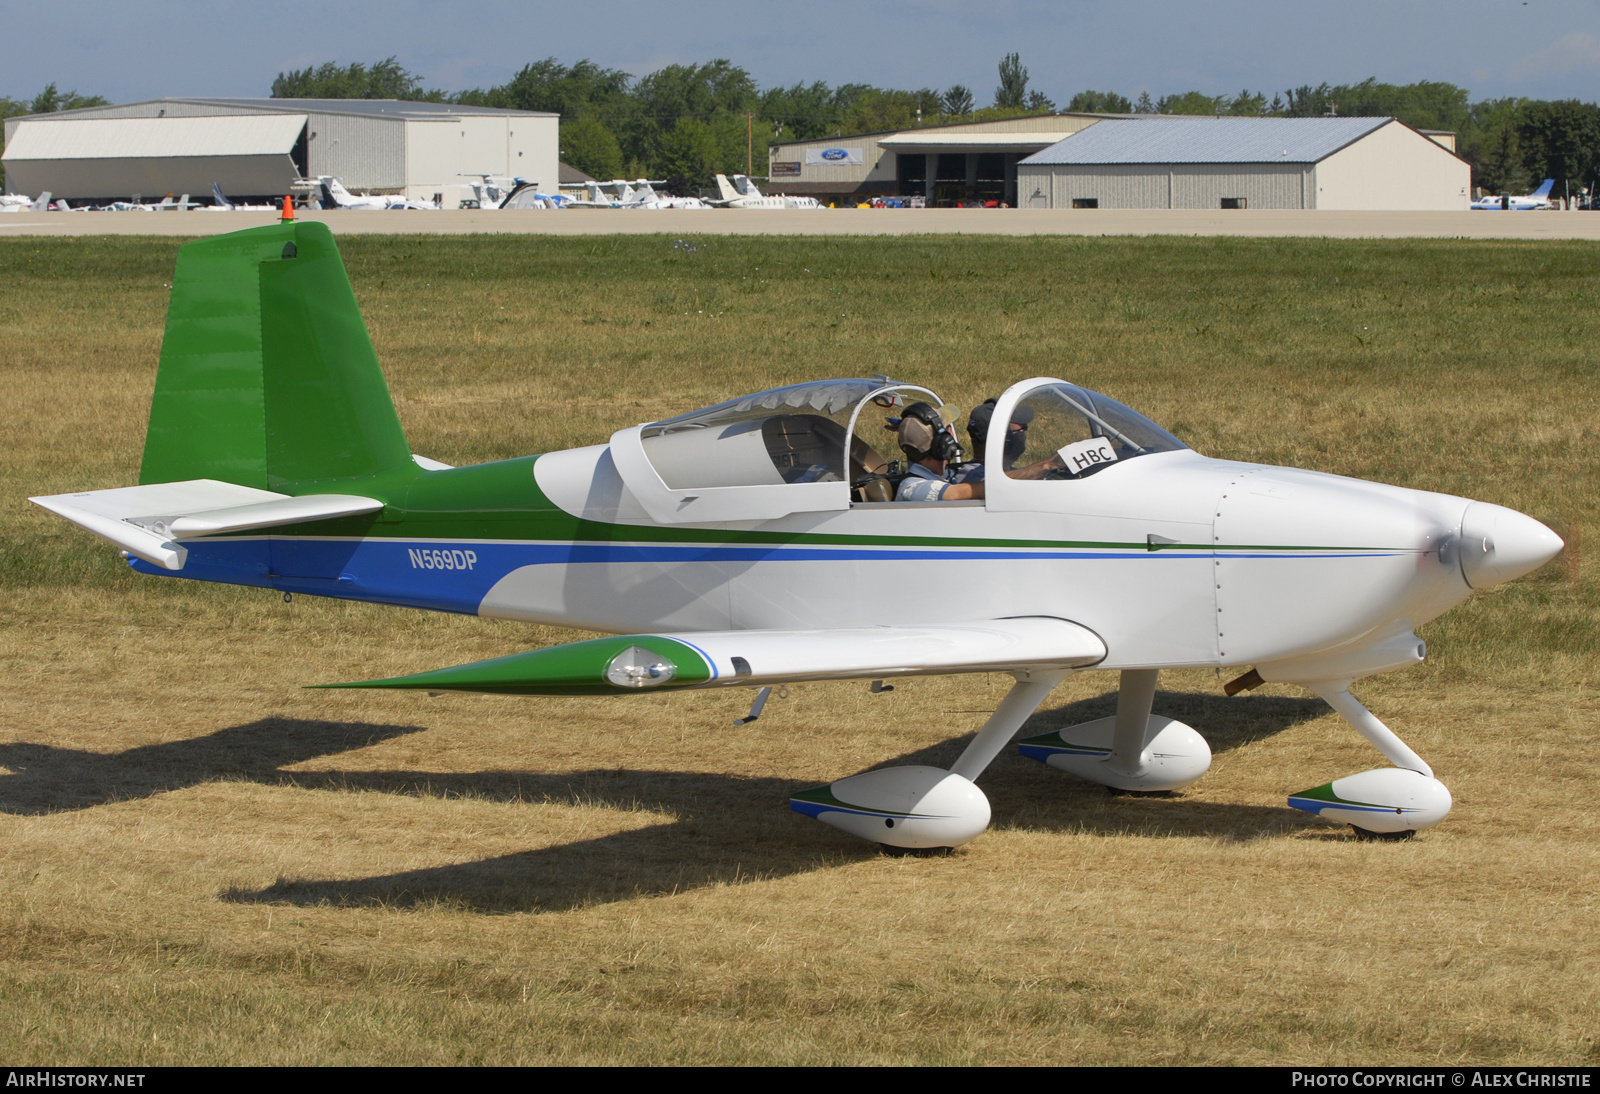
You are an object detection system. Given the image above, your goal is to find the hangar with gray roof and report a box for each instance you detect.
[1,97,558,206]
[771,114,1467,210]
[1017,117,1468,210]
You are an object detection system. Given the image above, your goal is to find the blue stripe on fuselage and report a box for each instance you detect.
[130,536,1400,615]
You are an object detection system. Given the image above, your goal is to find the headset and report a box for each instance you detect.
[892,401,966,464]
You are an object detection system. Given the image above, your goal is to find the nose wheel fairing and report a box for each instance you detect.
[1289,768,1453,834]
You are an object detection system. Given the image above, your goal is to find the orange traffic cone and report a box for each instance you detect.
[281,195,294,221]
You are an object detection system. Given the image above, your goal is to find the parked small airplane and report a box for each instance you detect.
[0,191,54,212]
[1471,179,1557,210]
[501,183,571,209]
[452,175,569,210]
[713,174,824,210]
[312,176,438,211]
[31,218,1564,851]
[454,174,517,209]
[565,180,631,208]
[108,196,171,211]
[567,180,708,209]
[97,194,202,212]
[206,183,276,211]
[626,180,710,210]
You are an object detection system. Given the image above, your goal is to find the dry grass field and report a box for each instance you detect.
[0,232,1596,1065]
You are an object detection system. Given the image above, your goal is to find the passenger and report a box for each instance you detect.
[894,402,983,501]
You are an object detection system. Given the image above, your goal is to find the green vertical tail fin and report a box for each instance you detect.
[139,220,413,491]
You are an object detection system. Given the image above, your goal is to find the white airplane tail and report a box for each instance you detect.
[320,176,357,207]
[715,174,740,202]
[1532,178,1555,199]
[30,191,52,212]
[732,174,762,198]
[211,182,233,208]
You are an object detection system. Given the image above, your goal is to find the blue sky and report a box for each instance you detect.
[8,0,1600,105]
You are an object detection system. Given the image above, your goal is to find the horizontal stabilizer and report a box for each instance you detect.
[318,617,1107,696]
[31,479,382,570]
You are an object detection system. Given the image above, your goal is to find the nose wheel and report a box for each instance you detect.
[1288,682,1453,836]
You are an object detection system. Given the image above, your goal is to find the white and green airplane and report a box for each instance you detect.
[31,218,1564,850]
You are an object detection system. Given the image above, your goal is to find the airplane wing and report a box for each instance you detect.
[319,617,1107,695]
[31,479,382,570]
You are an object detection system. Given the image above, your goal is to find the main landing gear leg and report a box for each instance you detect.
[789,670,1070,850]
[1287,680,1452,836]
[1105,668,1159,781]
[949,670,1072,782]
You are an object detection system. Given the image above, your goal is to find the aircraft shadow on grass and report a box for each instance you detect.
[3,690,1330,914]
[0,717,428,816]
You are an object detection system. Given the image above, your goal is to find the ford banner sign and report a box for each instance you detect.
[805,147,865,166]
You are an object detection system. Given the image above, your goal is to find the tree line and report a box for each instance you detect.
[271,58,1600,198]
[4,62,1597,199]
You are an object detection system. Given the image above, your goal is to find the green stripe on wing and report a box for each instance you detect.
[314,634,713,696]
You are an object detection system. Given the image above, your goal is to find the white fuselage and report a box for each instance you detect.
[723,195,824,210]
[508,444,1474,672]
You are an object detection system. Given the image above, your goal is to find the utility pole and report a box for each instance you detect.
[747,113,753,177]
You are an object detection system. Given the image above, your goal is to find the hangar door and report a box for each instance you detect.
[2,114,308,202]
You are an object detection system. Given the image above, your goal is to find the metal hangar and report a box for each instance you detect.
[1017,117,1469,210]
[1,98,558,206]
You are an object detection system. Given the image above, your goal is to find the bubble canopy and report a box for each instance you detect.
[607,377,1187,523]
[640,379,940,492]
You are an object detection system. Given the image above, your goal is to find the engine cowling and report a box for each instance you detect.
[790,766,990,849]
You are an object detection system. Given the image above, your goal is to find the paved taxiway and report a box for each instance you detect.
[3,208,1599,239]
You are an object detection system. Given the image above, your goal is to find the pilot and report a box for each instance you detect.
[894,403,984,501]
[955,399,1033,484]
